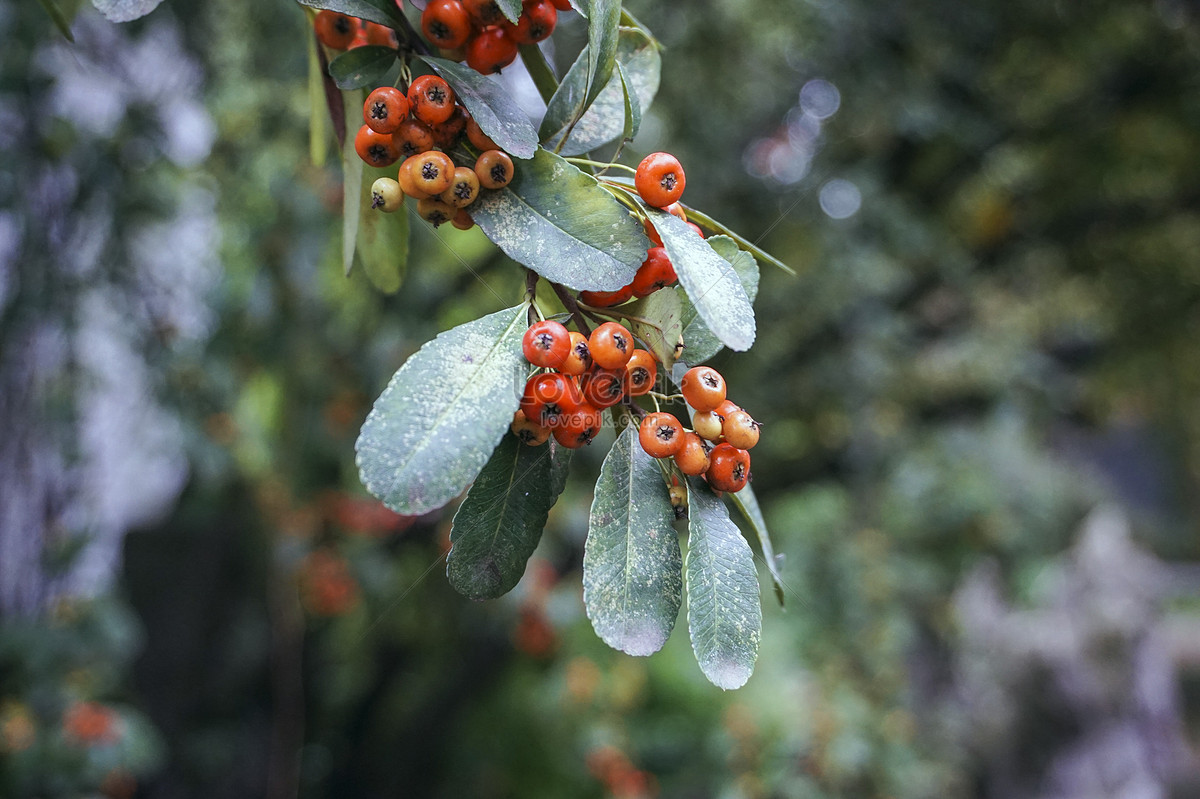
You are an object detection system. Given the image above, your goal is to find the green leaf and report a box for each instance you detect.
[470,148,649,291]
[680,205,797,276]
[447,434,570,599]
[617,62,640,144]
[495,0,521,24]
[581,0,621,110]
[677,235,760,364]
[356,167,408,294]
[38,0,74,41]
[540,27,660,156]
[342,89,365,277]
[307,30,328,166]
[91,0,162,22]
[649,210,756,352]
[328,46,397,91]
[584,427,683,656]
[626,287,683,370]
[296,0,404,27]
[727,484,786,608]
[421,57,539,159]
[685,480,762,690]
[356,305,529,515]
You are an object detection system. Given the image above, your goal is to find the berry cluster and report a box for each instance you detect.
[512,319,656,449]
[422,0,571,75]
[313,9,398,51]
[580,152,703,308]
[512,317,758,494]
[354,75,516,228]
[637,366,758,494]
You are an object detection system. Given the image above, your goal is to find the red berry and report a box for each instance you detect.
[522,320,571,368]
[363,86,409,135]
[581,367,629,409]
[408,74,456,125]
[363,21,397,47]
[509,0,557,44]
[680,366,726,412]
[462,0,505,25]
[674,432,710,476]
[638,412,685,458]
[314,11,357,50]
[466,26,518,74]
[474,149,515,189]
[553,404,602,448]
[560,331,591,376]
[511,409,550,445]
[634,152,686,208]
[422,0,472,49]
[706,443,749,492]
[625,349,657,396]
[354,125,401,168]
[630,247,677,297]
[588,322,633,370]
[579,284,633,308]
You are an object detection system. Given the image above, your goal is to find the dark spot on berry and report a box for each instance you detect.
[535,332,553,350]
[429,211,450,226]
[630,367,650,387]
[401,142,418,158]
[732,462,745,480]
[421,162,439,180]
[371,191,385,209]
[490,164,509,184]
[370,101,388,120]
[613,333,628,352]
[660,173,677,191]
[430,20,450,39]
[454,182,473,200]
[702,373,718,388]
[656,425,676,441]
[368,144,389,163]
[334,16,353,34]
[427,86,447,104]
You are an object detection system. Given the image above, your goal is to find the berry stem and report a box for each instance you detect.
[565,157,637,175]
[549,282,592,337]
[524,269,544,325]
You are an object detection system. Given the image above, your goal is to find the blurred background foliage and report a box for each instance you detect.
[2,0,1199,797]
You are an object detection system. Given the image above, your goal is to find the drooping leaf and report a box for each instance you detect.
[327,45,397,91]
[617,62,640,143]
[649,210,756,352]
[296,0,405,27]
[581,0,621,110]
[680,204,796,275]
[470,148,649,291]
[38,0,74,41]
[356,305,529,515]
[495,0,521,24]
[422,57,539,159]
[541,27,660,156]
[685,480,762,690]
[447,434,571,599]
[91,0,162,23]
[342,89,365,276]
[677,235,760,364]
[548,440,572,498]
[307,30,328,166]
[356,167,408,293]
[584,427,683,656]
[727,484,786,608]
[626,287,683,370]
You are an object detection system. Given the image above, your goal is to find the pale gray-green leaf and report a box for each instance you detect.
[495,0,521,23]
[422,57,538,159]
[541,28,660,156]
[581,0,621,110]
[356,167,408,294]
[471,148,649,291]
[91,0,162,22]
[678,235,760,364]
[342,90,365,276]
[617,62,640,143]
[626,288,683,370]
[447,433,568,599]
[584,427,683,656]
[686,479,762,690]
[728,483,786,608]
[296,0,404,27]
[650,211,756,352]
[356,305,528,515]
